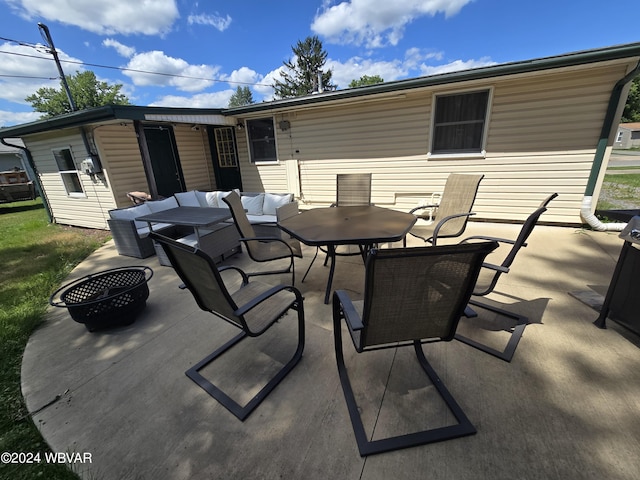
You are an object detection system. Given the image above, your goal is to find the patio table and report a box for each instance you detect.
[279,205,416,303]
[136,206,233,261]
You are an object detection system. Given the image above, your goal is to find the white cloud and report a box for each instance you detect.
[0,42,83,104]
[4,0,179,35]
[123,51,219,92]
[0,109,41,127]
[419,57,495,76]
[187,13,232,32]
[312,0,474,48]
[103,39,136,58]
[150,90,234,108]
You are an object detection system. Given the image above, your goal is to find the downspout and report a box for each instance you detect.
[0,138,53,222]
[581,60,640,231]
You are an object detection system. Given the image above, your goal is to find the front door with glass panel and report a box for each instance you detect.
[208,126,242,191]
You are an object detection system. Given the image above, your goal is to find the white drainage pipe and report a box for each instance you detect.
[580,196,627,231]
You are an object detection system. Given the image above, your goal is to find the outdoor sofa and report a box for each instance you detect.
[107,190,298,263]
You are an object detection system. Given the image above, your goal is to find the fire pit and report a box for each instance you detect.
[49,266,153,332]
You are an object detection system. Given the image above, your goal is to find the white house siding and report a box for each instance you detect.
[236,129,291,194]
[26,129,115,229]
[172,125,216,191]
[234,59,634,225]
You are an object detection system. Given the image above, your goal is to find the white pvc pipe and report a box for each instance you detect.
[580,196,627,231]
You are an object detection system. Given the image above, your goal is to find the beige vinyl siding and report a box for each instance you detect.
[93,124,146,208]
[172,125,215,191]
[233,60,634,224]
[237,125,290,193]
[25,129,115,229]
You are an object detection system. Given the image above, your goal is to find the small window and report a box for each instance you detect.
[246,118,277,163]
[431,90,490,154]
[616,130,624,142]
[53,148,84,196]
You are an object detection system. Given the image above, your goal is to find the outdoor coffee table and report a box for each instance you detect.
[279,205,416,303]
[136,206,233,259]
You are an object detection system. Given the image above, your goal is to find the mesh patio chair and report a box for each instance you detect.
[303,173,373,282]
[404,174,484,246]
[150,232,305,421]
[455,193,558,362]
[333,241,498,456]
[222,192,302,284]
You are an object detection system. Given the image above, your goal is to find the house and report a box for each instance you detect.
[614,122,640,149]
[1,42,640,229]
[0,138,29,175]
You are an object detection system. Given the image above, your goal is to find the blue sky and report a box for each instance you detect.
[1,0,639,127]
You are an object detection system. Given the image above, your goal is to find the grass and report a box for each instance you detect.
[596,172,640,211]
[0,199,110,480]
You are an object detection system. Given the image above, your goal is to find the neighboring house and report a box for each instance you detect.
[614,122,640,149]
[1,42,640,229]
[0,138,29,175]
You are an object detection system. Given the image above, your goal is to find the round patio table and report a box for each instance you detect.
[279,205,416,303]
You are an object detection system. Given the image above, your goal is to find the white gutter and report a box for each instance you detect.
[580,196,627,231]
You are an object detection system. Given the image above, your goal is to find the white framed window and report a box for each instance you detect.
[214,127,239,167]
[246,117,277,163]
[53,147,84,197]
[431,89,491,155]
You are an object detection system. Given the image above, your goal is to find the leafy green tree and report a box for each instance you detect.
[349,75,384,88]
[273,36,335,99]
[25,70,129,118]
[228,86,254,107]
[622,76,640,123]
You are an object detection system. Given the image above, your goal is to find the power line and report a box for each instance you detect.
[0,44,273,88]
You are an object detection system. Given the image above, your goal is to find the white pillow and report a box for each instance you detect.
[146,197,178,212]
[204,191,218,208]
[195,191,209,207]
[241,194,265,215]
[263,193,291,215]
[174,191,200,207]
[110,203,152,229]
[216,191,235,209]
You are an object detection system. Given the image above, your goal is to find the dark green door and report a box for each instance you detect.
[208,126,242,190]
[144,125,185,197]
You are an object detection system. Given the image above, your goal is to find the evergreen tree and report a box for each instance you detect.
[228,86,255,107]
[622,77,640,123]
[349,75,384,88]
[25,71,129,118]
[273,36,335,99]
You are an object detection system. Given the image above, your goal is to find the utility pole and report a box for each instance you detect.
[38,22,77,111]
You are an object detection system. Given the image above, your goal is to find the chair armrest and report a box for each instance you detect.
[460,234,518,246]
[234,284,303,318]
[218,265,249,286]
[409,204,439,214]
[239,236,296,254]
[481,262,510,274]
[333,290,364,330]
[431,212,476,245]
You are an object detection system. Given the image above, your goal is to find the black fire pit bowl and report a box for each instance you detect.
[49,266,154,332]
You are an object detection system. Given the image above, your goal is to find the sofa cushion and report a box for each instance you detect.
[146,196,179,212]
[247,214,277,224]
[241,193,265,215]
[109,203,152,229]
[263,193,291,215]
[136,223,174,237]
[216,191,236,209]
[174,191,200,207]
[204,191,218,208]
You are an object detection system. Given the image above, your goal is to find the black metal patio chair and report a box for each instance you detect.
[303,173,373,282]
[151,232,305,421]
[455,193,558,362]
[222,192,302,284]
[404,173,484,246]
[332,241,498,456]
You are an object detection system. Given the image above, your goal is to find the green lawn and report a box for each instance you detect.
[0,200,109,480]
[597,172,640,211]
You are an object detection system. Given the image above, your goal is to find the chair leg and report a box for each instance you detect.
[455,298,528,363]
[187,304,305,421]
[333,314,476,456]
[302,247,319,283]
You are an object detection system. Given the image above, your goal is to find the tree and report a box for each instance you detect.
[273,36,335,99]
[228,86,254,107]
[25,70,129,118]
[349,75,384,88]
[622,77,640,123]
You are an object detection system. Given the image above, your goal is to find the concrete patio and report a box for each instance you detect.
[21,221,640,480]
